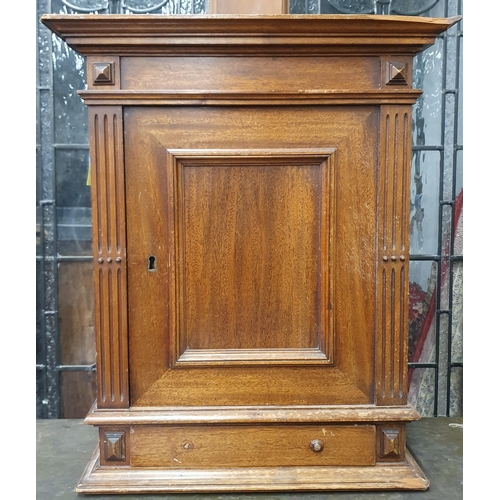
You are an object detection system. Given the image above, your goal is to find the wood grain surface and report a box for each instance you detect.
[129,424,376,468]
[125,106,377,407]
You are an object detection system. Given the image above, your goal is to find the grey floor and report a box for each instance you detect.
[37,417,462,500]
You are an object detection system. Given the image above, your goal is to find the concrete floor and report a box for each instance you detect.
[37,417,462,500]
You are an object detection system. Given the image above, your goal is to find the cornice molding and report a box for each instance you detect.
[40,14,461,57]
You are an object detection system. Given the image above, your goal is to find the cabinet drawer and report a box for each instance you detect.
[130,424,376,468]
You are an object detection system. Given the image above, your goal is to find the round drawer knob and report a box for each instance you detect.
[310,439,324,452]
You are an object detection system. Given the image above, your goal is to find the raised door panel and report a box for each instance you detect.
[125,106,378,407]
[168,149,334,366]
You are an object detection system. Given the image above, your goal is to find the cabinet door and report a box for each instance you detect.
[125,106,378,407]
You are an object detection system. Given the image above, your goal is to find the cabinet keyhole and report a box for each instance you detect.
[148,255,157,272]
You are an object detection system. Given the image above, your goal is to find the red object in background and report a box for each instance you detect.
[407,189,463,390]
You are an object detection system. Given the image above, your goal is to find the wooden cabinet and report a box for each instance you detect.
[41,13,459,494]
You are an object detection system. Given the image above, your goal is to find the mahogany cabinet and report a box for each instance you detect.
[41,13,459,494]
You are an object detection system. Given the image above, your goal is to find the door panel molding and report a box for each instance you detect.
[166,148,335,367]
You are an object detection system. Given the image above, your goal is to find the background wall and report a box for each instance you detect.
[35,0,463,418]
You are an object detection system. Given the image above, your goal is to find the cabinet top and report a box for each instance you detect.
[40,14,460,57]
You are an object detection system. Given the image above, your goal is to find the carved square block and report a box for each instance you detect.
[378,426,405,461]
[92,61,115,85]
[381,428,400,456]
[103,431,126,463]
[385,62,408,85]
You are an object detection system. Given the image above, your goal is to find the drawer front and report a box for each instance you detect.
[130,424,376,468]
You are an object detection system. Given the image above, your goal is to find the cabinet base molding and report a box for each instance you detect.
[84,402,421,425]
[76,445,429,493]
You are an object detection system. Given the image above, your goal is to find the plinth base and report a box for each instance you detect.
[76,446,429,494]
